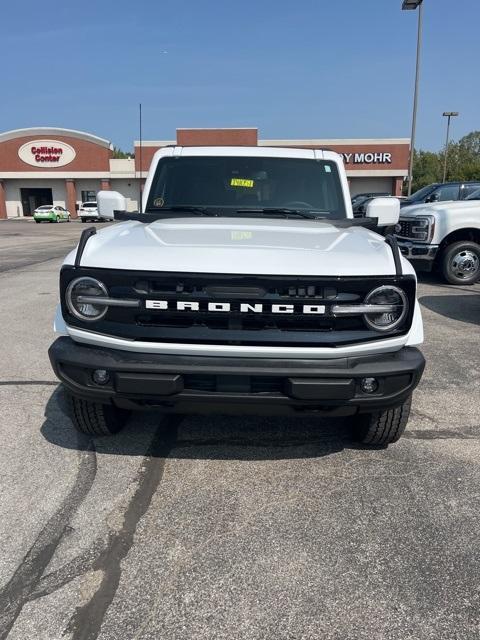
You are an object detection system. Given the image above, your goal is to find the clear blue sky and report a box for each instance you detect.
[1,0,478,152]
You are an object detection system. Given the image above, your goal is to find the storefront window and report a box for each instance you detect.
[81,190,96,203]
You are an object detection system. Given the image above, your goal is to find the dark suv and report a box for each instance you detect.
[351,192,390,216]
[401,181,480,208]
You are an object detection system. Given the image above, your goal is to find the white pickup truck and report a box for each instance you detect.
[49,146,425,446]
[396,188,480,285]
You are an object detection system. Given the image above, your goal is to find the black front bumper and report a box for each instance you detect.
[49,337,425,417]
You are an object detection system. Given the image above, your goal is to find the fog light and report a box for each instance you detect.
[92,369,110,385]
[361,377,378,394]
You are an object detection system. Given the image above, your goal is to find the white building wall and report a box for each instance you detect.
[348,177,393,197]
[111,179,140,212]
[4,179,67,217]
[75,180,102,205]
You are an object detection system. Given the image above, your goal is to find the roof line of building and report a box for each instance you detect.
[134,137,410,147]
[0,127,112,149]
[261,138,411,145]
[176,127,258,131]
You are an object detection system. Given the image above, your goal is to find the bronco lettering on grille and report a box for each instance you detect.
[145,300,327,314]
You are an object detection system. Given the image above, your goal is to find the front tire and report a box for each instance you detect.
[441,241,480,285]
[68,395,129,436]
[355,396,411,446]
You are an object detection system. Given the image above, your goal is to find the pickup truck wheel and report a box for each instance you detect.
[355,396,411,446]
[441,241,480,285]
[81,218,87,223]
[68,395,129,436]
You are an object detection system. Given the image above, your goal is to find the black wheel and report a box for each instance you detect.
[355,396,411,446]
[81,218,87,223]
[68,394,129,436]
[35,220,41,223]
[441,241,480,285]
[56,216,60,223]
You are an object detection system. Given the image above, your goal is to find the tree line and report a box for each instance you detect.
[411,131,480,193]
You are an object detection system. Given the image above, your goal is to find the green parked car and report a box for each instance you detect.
[33,205,71,223]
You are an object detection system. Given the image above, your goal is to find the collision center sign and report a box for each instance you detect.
[18,139,76,167]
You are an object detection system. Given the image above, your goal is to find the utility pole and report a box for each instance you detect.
[442,111,459,183]
[402,0,424,196]
[139,103,143,213]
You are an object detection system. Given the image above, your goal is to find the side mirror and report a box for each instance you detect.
[365,197,400,227]
[425,192,439,203]
[97,190,127,219]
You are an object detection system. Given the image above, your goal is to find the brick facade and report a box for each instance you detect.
[0,181,7,219]
[65,179,77,219]
[134,128,410,179]
[0,135,112,173]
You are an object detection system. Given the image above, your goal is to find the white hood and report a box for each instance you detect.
[66,217,404,277]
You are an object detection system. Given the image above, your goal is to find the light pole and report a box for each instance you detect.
[442,111,459,183]
[402,0,424,196]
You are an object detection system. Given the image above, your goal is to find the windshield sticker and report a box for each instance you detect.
[231,230,253,240]
[154,197,165,207]
[230,178,254,188]
[324,165,332,173]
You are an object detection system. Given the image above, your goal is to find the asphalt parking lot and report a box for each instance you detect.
[0,218,479,640]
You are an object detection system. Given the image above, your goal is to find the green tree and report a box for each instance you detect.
[112,146,134,159]
[440,131,480,182]
[410,150,442,193]
[410,130,480,192]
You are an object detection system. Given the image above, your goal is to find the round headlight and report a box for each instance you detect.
[363,285,408,332]
[66,277,108,321]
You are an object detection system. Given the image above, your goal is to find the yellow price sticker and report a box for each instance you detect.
[231,231,253,240]
[230,178,254,188]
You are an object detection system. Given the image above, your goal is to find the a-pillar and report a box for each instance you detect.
[100,179,111,191]
[392,177,403,196]
[65,179,77,219]
[0,181,7,219]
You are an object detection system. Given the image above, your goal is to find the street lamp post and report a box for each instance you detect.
[402,0,424,196]
[442,111,459,183]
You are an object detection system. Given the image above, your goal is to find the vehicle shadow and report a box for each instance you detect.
[417,271,480,293]
[41,386,366,461]
[416,272,442,286]
[419,293,480,326]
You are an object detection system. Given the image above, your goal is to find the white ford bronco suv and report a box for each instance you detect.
[49,146,425,446]
[396,188,480,285]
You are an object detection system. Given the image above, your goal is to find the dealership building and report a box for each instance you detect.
[0,127,410,218]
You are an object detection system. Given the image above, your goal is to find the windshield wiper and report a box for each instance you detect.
[235,207,328,219]
[145,205,219,216]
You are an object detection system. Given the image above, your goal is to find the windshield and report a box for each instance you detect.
[466,188,480,200]
[146,156,347,218]
[37,205,53,210]
[407,184,437,202]
[82,202,97,208]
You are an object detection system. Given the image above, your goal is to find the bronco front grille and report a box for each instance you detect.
[60,269,416,347]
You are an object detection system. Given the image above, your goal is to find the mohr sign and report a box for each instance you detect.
[18,139,76,167]
[341,152,392,165]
